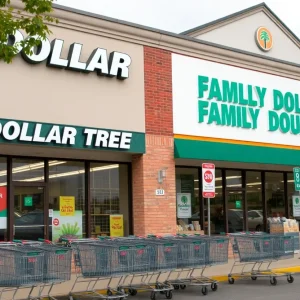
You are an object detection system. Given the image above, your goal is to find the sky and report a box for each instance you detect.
[54,0,300,37]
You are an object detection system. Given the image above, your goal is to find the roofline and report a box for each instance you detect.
[181,2,300,44]
[52,3,177,36]
[181,2,266,35]
[50,3,300,70]
[263,2,300,43]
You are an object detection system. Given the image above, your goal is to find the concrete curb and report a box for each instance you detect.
[40,266,300,299]
[212,266,300,282]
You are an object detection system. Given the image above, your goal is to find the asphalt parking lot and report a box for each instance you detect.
[130,275,300,300]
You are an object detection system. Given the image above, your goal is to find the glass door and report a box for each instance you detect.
[226,190,245,233]
[13,186,46,240]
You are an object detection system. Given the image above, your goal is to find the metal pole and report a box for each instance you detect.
[208,198,211,236]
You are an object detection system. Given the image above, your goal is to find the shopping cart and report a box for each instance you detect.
[161,236,209,295]
[229,232,266,254]
[118,237,175,300]
[228,233,295,285]
[67,238,129,300]
[0,242,44,300]
[14,239,72,300]
[165,235,228,296]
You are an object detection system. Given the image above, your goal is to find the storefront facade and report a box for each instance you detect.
[173,53,300,234]
[0,2,146,241]
[134,2,300,236]
[3,2,300,239]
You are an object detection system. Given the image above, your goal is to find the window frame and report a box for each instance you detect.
[4,155,131,241]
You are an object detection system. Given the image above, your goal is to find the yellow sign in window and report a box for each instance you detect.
[110,215,124,237]
[59,196,75,216]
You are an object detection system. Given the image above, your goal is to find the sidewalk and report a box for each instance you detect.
[206,256,300,281]
[3,256,300,300]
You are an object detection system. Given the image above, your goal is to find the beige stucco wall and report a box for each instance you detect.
[0,25,145,133]
[195,11,300,64]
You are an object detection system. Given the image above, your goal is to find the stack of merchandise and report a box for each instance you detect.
[268,217,299,253]
[177,220,203,234]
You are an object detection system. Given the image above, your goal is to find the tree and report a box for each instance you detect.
[260,30,270,49]
[0,0,57,63]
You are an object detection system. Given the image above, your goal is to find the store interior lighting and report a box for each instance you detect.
[0,160,65,177]
[0,163,119,186]
[194,175,241,182]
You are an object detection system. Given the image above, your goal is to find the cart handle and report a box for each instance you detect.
[38,238,52,244]
[61,238,73,242]
[13,239,23,243]
[147,234,157,238]
[97,236,111,240]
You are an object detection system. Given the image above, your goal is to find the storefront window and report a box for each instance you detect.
[0,158,7,241]
[49,161,85,242]
[226,170,243,233]
[209,169,224,234]
[288,173,297,219]
[226,170,242,188]
[12,158,45,181]
[90,163,129,237]
[175,168,199,232]
[227,190,244,233]
[265,172,285,218]
[246,172,264,231]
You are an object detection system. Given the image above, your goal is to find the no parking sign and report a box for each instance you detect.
[202,163,215,198]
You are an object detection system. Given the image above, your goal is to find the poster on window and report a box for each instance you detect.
[0,187,7,229]
[110,215,124,237]
[293,196,300,217]
[177,193,192,218]
[59,196,75,216]
[52,210,83,242]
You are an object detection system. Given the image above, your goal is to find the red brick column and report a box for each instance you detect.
[132,47,176,236]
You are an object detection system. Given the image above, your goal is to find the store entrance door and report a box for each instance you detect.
[226,190,246,233]
[13,185,47,240]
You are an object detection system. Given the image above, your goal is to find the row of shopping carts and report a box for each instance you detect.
[65,235,229,300]
[0,233,296,300]
[0,235,229,300]
[0,240,72,300]
[228,232,295,285]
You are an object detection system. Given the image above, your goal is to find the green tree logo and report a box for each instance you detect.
[256,27,273,51]
[260,30,270,49]
[295,198,300,205]
[181,196,188,204]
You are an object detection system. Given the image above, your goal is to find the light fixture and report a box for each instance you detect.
[158,167,167,184]
[246,182,261,186]
[195,175,241,183]
[0,160,66,177]
[0,164,119,185]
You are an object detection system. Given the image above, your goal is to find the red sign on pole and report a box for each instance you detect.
[202,163,215,198]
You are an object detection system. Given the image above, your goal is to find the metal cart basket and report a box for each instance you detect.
[0,243,44,300]
[228,233,295,285]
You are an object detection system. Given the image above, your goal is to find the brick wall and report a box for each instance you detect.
[144,46,173,136]
[132,46,176,236]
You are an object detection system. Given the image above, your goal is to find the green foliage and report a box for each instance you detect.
[61,222,80,236]
[260,30,270,49]
[260,30,270,42]
[0,0,58,63]
[260,30,270,41]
